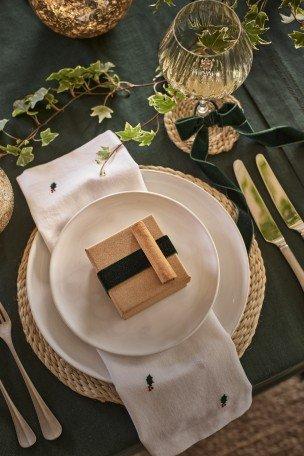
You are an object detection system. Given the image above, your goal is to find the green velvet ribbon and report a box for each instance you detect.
[175,103,304,251]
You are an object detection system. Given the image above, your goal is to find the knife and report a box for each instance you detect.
[256,153,304,238]
[233,159,304,291]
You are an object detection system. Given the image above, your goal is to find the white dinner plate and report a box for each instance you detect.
[49,191,220,356]
[26,169,250,381]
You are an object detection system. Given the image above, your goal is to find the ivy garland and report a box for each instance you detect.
[0,61,184,168]
[0,1,303,169]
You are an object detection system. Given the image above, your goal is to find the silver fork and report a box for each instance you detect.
[0,379,36,447]
[0,301,62,440]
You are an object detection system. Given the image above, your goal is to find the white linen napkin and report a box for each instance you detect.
[17,130,146,250]
[100,312,251,456]
[17,131,252,456]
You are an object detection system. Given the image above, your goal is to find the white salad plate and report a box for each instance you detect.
[49,191,219,356]
[26,169,250,382]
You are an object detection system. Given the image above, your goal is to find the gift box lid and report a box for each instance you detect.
[85,215,191,319]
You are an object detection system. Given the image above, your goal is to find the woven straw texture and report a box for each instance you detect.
[17,166,266,404]
[0,167,14,233]
[164,96,240,155]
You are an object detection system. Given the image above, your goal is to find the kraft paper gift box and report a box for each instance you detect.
[85,215,191,319]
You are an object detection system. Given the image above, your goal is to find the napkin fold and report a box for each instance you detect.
[17,131,252,456]
[17,131,146,250]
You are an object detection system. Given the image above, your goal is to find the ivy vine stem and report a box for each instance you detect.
[0,60,186,167]
[141,112,160,129]
[0,78,165,160]
[19,92,87,146]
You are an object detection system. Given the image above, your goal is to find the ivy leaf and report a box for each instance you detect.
[148,92,176,114]
[46,62,118,93]
[196,26,236,54]
[12,99,30,117]
[45,92,59,110]
[116,123,142,142]
[243,20,271,49]
[95,146,114,176]
[47,67,82,92]
[88,61,115,81]
[40,128,59,146]
[58,80,73,93]
[137,130,156,146]
[47,68,72,82]
[12,88,48,117]
[243,4,270,50]
[280,12,296,23]
[164,85,185,101]
[151,0,175,12]
[28,87,48,109]
[95,146,112,168]
[116,123,156,147]
[281,0,302,12]
[0,119,9,131]
[6,145,21,156]
[99,61,115,72]
[245,4,269,28]
[16,147,34,166]
[90,105,113,123]
[289,30,304,48]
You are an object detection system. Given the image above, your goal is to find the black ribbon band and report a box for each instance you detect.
[175,102,304,252]
[97,235,177,291]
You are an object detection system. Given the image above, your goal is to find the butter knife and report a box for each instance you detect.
[234,159,304,291]
[256,154,304,238]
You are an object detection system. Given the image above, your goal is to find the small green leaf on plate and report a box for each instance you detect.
[96,146,111,163]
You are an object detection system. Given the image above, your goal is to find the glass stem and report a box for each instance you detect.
[195,99,214,117]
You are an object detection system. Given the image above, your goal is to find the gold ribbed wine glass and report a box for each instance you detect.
[159,0,253,116]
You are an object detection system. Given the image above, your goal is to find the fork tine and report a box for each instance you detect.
[0,301,10,323]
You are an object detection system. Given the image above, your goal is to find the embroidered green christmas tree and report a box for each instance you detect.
[220,394,228,407]
[146,374,154,391]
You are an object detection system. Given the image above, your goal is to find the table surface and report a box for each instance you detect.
[0,1,304,455]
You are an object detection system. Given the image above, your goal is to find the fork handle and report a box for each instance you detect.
[0,380,36,448]
[279,243,304,291]
[7,341,62,440]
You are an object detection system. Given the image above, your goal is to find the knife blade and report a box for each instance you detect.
[233,159,304,291]
[256,153,304,238]
[233,159,283,244]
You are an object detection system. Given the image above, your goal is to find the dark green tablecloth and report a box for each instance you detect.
[0,1,304,455]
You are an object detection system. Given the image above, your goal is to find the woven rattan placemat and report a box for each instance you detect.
[17,166,266,404]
